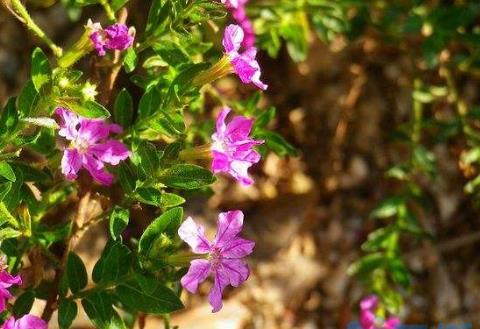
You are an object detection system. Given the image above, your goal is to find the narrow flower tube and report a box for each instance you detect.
[178,210,255,312]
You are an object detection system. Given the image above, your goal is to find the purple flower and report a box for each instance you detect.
[360,295,400,329]
[1,315,47,329]
[223,24,267,90]
[88,21,134,56]
[211,107,263,186]
[0,269,21,313]
[56,107,130,186]
[178,210,255,312]
[221,0,247,9]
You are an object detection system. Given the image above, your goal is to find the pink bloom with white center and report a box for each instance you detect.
[0,268,21,313]
[211,107,264,186]
[223,24,267,90]
[88,21,134,56]
[360,295,401,329]
[56,107,130,186]
[1,315,47,329]
[178,210,255,312]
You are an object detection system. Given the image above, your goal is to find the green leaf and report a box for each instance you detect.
[347,252,385,276]
[116,162,137,193]
[159,164,215,189]
[0,202,18,228]
[139,207,183,254]
[82,292,126,329]
[116,275,183,314]
[0,227,21,240]
[134,187,163,206]
[370,197,405,219]
[12,291,35,317]
[153,41,190,67]
[0,182,12,202]
[94,242,132,284]
[68,101,110,119]
[0,162,16,182]
[0,97,19,138]
[21,117,59,129]
[114,89,133,129]
[138,87,161,120]
[260,131,297,156]
[17,80,39,118]
[387,258,411,288]
[109,207,129,241]
[133,141,161,176]
[123,48,137,73]
[31,48,51,92]
[159,192,185,208]
[58,299,78,329]
[66,252,88,293]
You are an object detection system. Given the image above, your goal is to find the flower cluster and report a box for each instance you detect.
[360,295,400,329]
[0,265,46,329]
[88,21,134,56]
[56,107,130,185]
[221,0,255,48]
[178,210,255,312]
[223,24,268,90]
[211,107,264,186]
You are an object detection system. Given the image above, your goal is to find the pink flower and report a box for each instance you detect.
[223,24,267,90]
[360,295,400,329]
[56,107,130,186]
[178,210,255,312]
[0,269,21,313]
[211,107,263,186]
[220,0,247,9]
[1,315,47,329]
[88,21,134,56]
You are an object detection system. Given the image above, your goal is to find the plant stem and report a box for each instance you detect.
[8,0,62,57]
[100,0,116,22]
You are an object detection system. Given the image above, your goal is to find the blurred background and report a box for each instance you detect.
[3,0,480,328]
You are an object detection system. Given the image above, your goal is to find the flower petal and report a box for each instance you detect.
[178,217,211,254]
[105,24,134,51]
[231,56,257,84]
[78,119,112,144]
[180,259,211,294]
[82,154,113,186]
[214,107,231,138]
[211,151,230,174]
[221,237,254,258]
[222,24,244,54]
[61,149,82,181]
[220,258,250,287]
[1,316,15,329]
[359,309,376,329]
[229,160,254,186]
[16,314,48,329]
[208,267,229,313]
[0,271,21,288]
[360,295,378,311]
[384,317,401,329]
[225,116,254,140]
[55,107,79,140]
[88,140,130,165]
[214,210,244,248]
